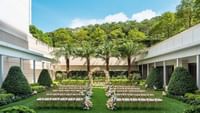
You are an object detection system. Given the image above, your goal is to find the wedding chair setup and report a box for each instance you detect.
[37,84,93,109]
[106,84,163,110]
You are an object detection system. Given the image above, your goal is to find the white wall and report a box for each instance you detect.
[0,0,31,33]
[27,35,54,57]
[145,24,200,59]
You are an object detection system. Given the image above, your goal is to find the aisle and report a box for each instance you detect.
[91,88,110,113]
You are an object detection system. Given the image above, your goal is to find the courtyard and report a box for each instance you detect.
[1,0,200,113]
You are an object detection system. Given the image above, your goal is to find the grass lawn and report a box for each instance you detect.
[0,88,189,113]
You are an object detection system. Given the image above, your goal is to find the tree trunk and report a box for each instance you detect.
[127,56,131,78]
[106,56,110,72]
[65,56,70,78]
[86,57,90,73]
[65,56,70,79]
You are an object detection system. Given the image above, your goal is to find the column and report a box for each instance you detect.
[20,58,23,69]
[154,62,156,68]
[176,58,179,67]
[196,55,200,89]
[0,55,3,85]
[33,60,36,83]
[163,61,167,88]
[42,62,45,69]
[147,64,149,76]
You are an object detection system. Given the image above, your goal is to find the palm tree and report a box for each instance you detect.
[96,40,115,72]
[75,41,95,73]
[52,43,75,74]
[117,39,145,77]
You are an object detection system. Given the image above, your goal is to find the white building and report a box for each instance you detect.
[0,0,54,84]
[137,23,200,89]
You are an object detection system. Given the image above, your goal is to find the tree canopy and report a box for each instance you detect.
[29,0,200,48]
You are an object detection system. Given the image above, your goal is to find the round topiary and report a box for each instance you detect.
[168,67,197,96]
[37,69,52,87]
[145,68,163,89]
[1,66,32,96]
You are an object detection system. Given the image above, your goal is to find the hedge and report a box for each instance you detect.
[168,67,197,96]
[2,66,32,96]
[145,68,163,89]
[0,93,15,106]
[38,69,52,87]
[31,85,46,93]
[184,106,200,113]
[61,80,88,85]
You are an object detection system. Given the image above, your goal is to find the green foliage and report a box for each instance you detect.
[128,29,146,41]
[2,105,36,113]
[184,106,200,113]
[110,79,132,85]
[29,25,52,46]
[185,93,200,100]
[51,28,74,47]
[55,71,64,81]
[168,67,197,96]
[0,89,7,94]
[61,79,88,85]
[29,0,200,50]
[146,68,163,89]
[195,0,200,18]
[109,28,125,40]
[75,41,95,72]
[37,69,52,87]
[176,0,196,28]
[89,27,107,46]
[118,39,145,58]
[52,43,76,72]
[2,66,32,96]
[31,85,46,93]
[131,73,142,81]
[0,93,15,106]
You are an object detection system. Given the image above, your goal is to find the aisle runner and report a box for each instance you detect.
[91,88,110,113]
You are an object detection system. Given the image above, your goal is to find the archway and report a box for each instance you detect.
[88,67,110,86]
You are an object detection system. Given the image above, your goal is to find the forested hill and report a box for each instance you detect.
[30,0,200,47]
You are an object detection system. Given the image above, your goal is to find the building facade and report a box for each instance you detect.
[137,23,200,89]
[0,0,54,84]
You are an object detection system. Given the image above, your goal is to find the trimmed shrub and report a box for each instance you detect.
[111,79,132,85]
[38,69,52,87]
[168,67,197,96]
[55,71,64,81]
[31,85,46,93]
[2,105,36,113]
[145,68,163,89]
[61,79,88,85]
[2,66,32,96]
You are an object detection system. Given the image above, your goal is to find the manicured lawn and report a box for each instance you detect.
[0,88,189,113]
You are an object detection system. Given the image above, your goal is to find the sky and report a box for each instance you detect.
[32,0,181,32]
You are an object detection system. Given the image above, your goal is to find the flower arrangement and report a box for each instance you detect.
[83,95,93,110]
[106,92,117,110]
